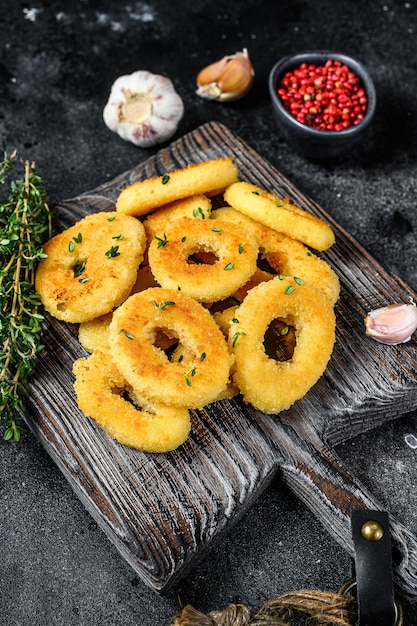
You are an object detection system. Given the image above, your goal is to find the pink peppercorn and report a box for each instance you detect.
[277,59,368,131]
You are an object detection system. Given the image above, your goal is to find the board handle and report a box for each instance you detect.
[276,422,417,602]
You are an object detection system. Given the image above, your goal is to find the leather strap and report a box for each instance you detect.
[351,509,396,625]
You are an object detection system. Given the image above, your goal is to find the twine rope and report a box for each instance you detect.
[172,589,356,626]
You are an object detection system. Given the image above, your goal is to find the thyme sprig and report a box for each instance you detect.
[0,153,52,441]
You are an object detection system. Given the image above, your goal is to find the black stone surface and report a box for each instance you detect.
[1,1,417,624]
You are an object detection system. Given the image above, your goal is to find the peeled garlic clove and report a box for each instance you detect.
[196,48,254,102]
[196,57,229,87]
[103,70,184,148]
[364,301,417,344]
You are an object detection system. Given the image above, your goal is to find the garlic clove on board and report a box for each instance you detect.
[196,48,255,102]
[364,300,417,344]
[103,70,184,148]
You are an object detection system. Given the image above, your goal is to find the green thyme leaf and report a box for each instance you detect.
[105,245,120,258]
[193,207,205,219]
[72,261,86,278]
[161,174,170,185]
[185,366,197,386]
[224,263,234,271]
[69,233,82,251]
[232,331,246,347]
[155,233,168,248]
[153,300,176,311]
[284,285,295,294]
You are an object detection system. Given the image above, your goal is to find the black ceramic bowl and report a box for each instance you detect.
[268,51,376,160]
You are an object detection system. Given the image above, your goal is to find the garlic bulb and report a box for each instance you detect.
[364,300,417,344]
[196,48,254,102]
[103,70,184,147]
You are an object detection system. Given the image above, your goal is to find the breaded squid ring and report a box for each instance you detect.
[73,350,190,452]
[212,206,339,305]
[147,217,258,302]
[109,287,233,409]
[229,275,336,414]
[224,181,335,251]
[78,313,112,354]
[116,158,238,217]
[143,195,212,244]
[35,211,147,323]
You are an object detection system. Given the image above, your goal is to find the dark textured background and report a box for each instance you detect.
[1,1,417,624]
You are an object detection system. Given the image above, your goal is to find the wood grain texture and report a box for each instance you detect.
[23,122,417,597]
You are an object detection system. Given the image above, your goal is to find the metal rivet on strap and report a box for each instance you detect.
[361,519,385,542]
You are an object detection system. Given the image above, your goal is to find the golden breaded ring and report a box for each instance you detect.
[229,275,336,414]
[116,158,238,217]
[224,181,335,251]
[169,341,238,401]
[73,350,190,452]
[36,211,146,323]
[109,287,233,409]
[78,313,112,354]
[78,308,180,355]
[143,195,212,243]
[147,217,258,302]
[213,305,239,337]
[212,206,339,305]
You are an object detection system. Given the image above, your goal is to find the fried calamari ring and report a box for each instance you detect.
[116,158,238,217]
[143,195,212,243]
[78,313,112,354]
[169,342,238,402]
[147,217,258,302]
[212,206,339,305]
[229,275,336,414]
[109,287,233,408]
[224,181,335,251]
[36,211,147,323]
[213,305,239,338]
[78,308,181,355]
[73,350,190,452]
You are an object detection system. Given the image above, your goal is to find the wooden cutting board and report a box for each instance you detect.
[24,121,417,598]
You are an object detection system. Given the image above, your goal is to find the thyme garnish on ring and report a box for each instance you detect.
[153,300,176,311]
[185,366,197,386]
[105,245,120,258]
[155,233,168,248]
[193,207,205,219]
[0,153,52,441]
[232,330,246,347]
